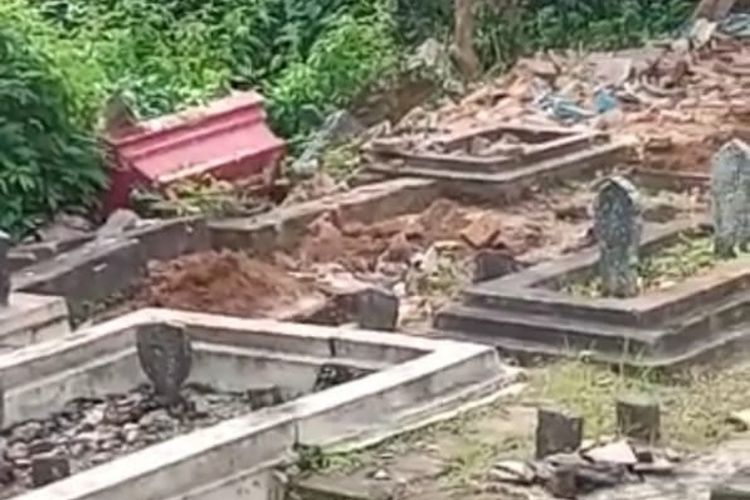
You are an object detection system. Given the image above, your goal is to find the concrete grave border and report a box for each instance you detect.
[364,122,632,189]
[436,216,750,365]
[1,308,511,500]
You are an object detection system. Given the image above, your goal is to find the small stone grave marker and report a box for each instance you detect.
[136,323,192,406]
[711,139,750,258]
[356,287,399,331]
[593,176,642,298]
[0,231,9,306]
[535,407,583,459]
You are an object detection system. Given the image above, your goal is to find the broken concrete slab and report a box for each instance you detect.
[583,440,638,465]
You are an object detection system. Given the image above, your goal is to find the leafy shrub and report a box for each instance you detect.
[0,27,104,237]
[266,12,399,139]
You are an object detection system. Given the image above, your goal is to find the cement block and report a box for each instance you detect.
[712,471,750,500]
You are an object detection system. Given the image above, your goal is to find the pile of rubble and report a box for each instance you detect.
[488,396,683,499]
[0,384,282,498]
[384,11,750,175]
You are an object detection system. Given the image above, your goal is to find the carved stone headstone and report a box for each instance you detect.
[0,231,9,307]
[594,177,642,298]
[136,323,192,406]
[711,139,750,258]
[356,287,399,331]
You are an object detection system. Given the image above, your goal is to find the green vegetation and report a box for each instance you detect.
[0,27,104,237]
[2,0,693,236]
[528,359,750,449]
[567,231,750,298]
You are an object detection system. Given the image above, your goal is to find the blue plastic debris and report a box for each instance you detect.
[719,13,750,38]
[593,88,618,114]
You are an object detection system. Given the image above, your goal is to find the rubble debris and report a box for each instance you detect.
[488,460,536,485]
[616,394,661,443]
[582,440,638,465]
[460,213,505,248]
[489,437,680,499]
[364,19,750,178]
[0,383,293,495]
[356,287,399,331]
[535,407,583,459]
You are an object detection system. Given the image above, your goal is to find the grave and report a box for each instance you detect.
[0,308,512,499]
[362,123,630,196]
[436,149,750,365]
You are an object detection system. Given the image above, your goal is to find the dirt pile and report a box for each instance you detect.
[142,251,312,317]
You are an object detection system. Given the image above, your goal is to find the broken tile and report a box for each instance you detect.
[488,460,536,485]
[460,213,504,248]
[582,440,638,466]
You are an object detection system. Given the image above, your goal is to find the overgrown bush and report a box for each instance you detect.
[0,27,104,237]
[267,12,399,140]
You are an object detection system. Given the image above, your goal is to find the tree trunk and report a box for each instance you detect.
[454,0,480,79]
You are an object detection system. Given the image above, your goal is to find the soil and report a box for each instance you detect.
[140,250,315,318]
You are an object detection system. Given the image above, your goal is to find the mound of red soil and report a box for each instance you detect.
[143,250,311,317]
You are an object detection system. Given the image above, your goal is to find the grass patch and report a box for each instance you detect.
[526,359,750,450]
[566,231,749,298]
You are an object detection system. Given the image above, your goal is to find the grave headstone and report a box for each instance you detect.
[0,231,9,306]
[594,177,642,298]
[711,139,750,258]
[356,287,399,331]
[136,323,192,406]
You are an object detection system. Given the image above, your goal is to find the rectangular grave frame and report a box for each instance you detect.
[437,216,750,365]
[364,122,630,184]
[367,123,606,172]
[3,308,510,500]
